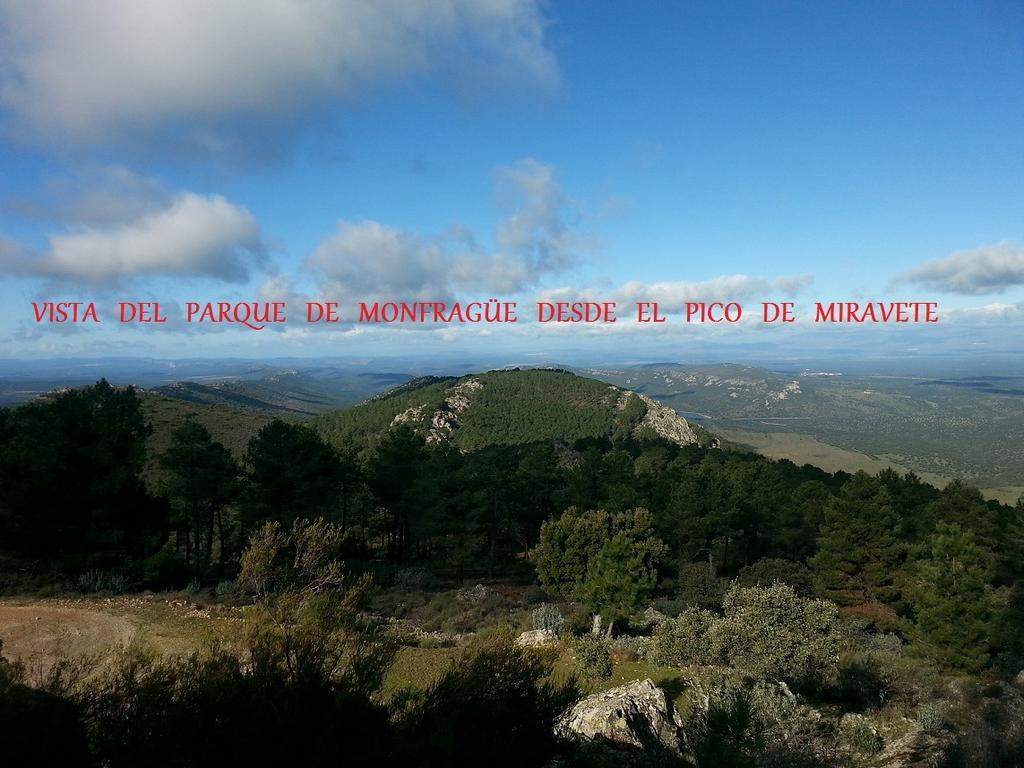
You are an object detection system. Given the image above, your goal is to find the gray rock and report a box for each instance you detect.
[555,678,682,754]
[641,605,669,630]
[516,629,558,647]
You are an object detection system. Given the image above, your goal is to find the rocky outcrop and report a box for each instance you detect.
[555,679,682,755]
[426,378,482,443]
[516,629,558,647]
[876,729,954,768]
[634,394,699,446]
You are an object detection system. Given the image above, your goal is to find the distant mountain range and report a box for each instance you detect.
[3,358,1022,499]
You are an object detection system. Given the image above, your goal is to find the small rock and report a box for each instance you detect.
[516,629,558,648]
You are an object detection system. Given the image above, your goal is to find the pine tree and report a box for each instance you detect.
[810,473,904,607]
[908,523,994,672]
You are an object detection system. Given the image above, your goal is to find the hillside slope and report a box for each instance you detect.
[313,369,711,453]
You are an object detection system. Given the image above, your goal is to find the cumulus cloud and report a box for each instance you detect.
[0,0,556,156]
[900,241,1024,295]
[614,273,814,311]
[2,165,171,226]
[308,159,585,300]
[7,191,267,284]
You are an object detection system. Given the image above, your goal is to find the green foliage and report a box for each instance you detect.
[652,607,717,666]
[568,633,614,680]
[712,584,842,690]
[687,687,766,768]
[838,715,884,755]
[242,420,342,526]
[159,419,239,572]
[811,472,905,607]
[737,558,814,596]
[908,523,994,672]
[76,569,127,594]
[532,603,567,635]
[533,507,666,632]
[394,630,578,768]
[0,379,166,571]
[675,561,727,609]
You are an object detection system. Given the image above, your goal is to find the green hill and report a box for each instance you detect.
[138,391,276,482]
[313,368,712,453]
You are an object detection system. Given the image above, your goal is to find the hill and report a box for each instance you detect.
[313,368,713,453]
[138,391,276,488]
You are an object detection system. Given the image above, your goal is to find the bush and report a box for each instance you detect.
[76,570,127,594]
[569,633,613,680]
[710,584,842,691]
[916,701,947,731]
[214,579,248,604]
[838,714,884,755]
[835,651,891,711]
[531,603,566,635]
[652,608,717,666]
[394,631,577,768]
[865,632,904,655]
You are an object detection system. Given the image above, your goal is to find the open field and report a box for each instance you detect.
[0,594,699,711]
[715,427,1023,504]
[0,595,244,672]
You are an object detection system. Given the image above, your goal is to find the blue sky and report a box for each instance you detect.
[0,0,1022,361]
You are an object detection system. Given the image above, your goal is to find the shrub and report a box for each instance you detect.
[531,603,567,635]
[835,651,891,711]
[394,631,577,768]
[76,570,127,594]
[569,633,613,680]
[214,579,248,603]
[652,608,717,666]
[838,714,884,755]
[865,632,904,655]
[916,701,947,731]
[710,583,842,691]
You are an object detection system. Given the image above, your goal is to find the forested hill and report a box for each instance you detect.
[313,369,714,454]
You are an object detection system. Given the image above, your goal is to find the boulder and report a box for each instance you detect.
[876,729,954,768]
[555,679,682,755]
[641,605,669,630]
[517,629,558,647]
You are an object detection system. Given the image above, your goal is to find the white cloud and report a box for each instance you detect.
[2,165,171,226]
[900,241,1024,295]
[308,158,586,300]
[614,274,814,311]
[15,192,267,283]
[0,0,556,153]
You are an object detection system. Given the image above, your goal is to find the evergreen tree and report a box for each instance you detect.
[159,420,239,571]
[242,420,342,529]
[811,472,904,607]
[908,523,994,672]
[533,507,666,635]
